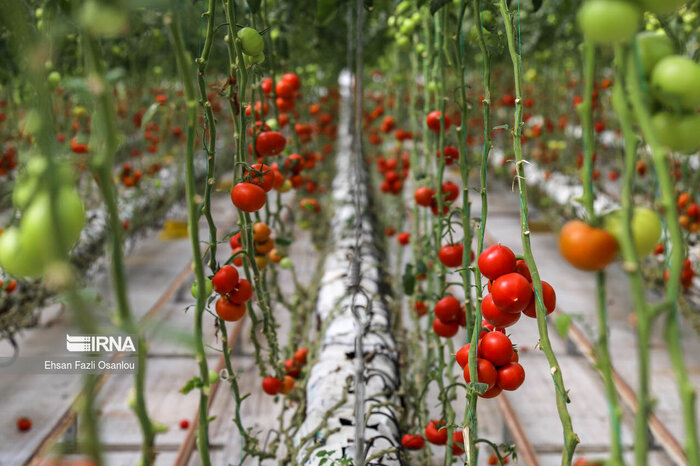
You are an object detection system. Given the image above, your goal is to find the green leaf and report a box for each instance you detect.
[554,313,572,338]
[402,263,415,295]
[466,381,489,395]
[140,102,160,131]
[415,260,428,276]
[317,0,337,25]
[246,0,261,13]
[430,0,450,15]
[179,376,203,395]
[275,236,293,246]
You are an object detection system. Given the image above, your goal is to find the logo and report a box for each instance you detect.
[66,335,137,353]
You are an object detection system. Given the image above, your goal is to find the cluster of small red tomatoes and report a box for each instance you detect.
[261,347,309,397]
[211,264,253,323]
[230,72,333,215]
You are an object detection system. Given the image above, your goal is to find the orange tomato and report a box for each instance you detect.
[559,220,618,271]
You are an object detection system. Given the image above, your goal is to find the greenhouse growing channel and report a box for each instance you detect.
[0,74,696,466]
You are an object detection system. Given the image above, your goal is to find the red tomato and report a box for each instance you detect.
[229,278,253,304]
[439,243,464,268]
[215,296,246,322]
[452,430,465,455]
[424,420,447,445]
[276,97,295,112]
[433,318,459,338]
[261,77,272,94]
[281,375,295,394]
[401,434,425,450]
[229,232,242,249]
[294,347,308,365]
[491,273,533,314]
[397,232,410,245]
[285,358,301,378]
[414,301,428,317]
[426,110,451,133]
[456,343,470,368]
[463,358,497,389]
[434,296,461,323]
[497,362,525,391]
[246,163,275,192]
[414,187,434,207]
[478,244,516,280]
[479,331,514,367]
[262,376,282,395]
[212,265,240,294]
[479,384,502,398]
[438,145,459,166]
[514,259,531,282]
[256,131,286,157]
[231,183,267,212]
[441,181,459,202]
[281,72,301,91]
[16,417,32,432]
[276,79,295,99]
[522,281,556,318]
[482,294,521,328]
[179,419,189,429]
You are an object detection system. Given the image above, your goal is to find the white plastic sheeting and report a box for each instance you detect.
[294,73,402,465]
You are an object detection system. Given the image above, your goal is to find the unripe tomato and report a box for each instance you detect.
[559,220,617,271]
[237,27,264,56]
[636,32,674,76]
[478,331,514,367]
[478,244,516,280]
[432,317,459,338]
[190,278,213,299]
[231,183,267,212]
[261,376,282,395]
[490,273,533,314]
[650,56,700,112]
[497,362,525,391]
[482,294,521,328]
[253,222,271,242]
[229,278,253,304]
[0,227,43,278]
[603,207,661,257]
[280,375,295,394]
[20,188,85,263]
[424,420,447,445]
[215,295,246,321]
[463,358,497,389]
[636,0,686,14]
[651,111,700,154]
[577,0,641,45]
[434,296,461,323]
[212,265,239,294]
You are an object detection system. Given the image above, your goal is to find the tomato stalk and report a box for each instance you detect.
[496,2,579,464]
[624,44,700,466]
[166,13,212,466]
[578,41,624,466]
[196,0,219,273]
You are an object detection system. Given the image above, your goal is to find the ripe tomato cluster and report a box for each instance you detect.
[212,264,251,322]
[120,162,143,188]
[479,244,556,328]
[457,329,525,399]
[432,295,467,338]
[261,347,308,396]
[377,153,409,195]
[413,419,464,455]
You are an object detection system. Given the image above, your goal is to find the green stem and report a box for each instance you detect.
[496,2,578,464]
[166,14,211,466]
[579,41,624,466]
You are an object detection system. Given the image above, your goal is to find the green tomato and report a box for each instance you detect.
[481,10,496,29]
[190,278,213,299]
[650,55,700,111]
[0,227,44,278]
[208,369,219,384]
[238,27,264,56]
[47,71,61,87]
[636,32,674,76]
[279,257,293,270]
[604,207,661,257]
[396,0,411,14]
[651,111,700,153]
[244,52,265,66]
[577,0,641,45]
[636,0,686,15]
[20,188,85,262]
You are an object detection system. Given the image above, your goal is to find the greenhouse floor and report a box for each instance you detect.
[1,175,697,465]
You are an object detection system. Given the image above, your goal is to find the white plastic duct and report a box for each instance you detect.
[294,72,402,465]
